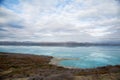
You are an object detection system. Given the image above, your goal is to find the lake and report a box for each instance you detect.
[0,46,120,68]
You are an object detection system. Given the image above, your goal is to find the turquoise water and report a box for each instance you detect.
[0,46,120,68]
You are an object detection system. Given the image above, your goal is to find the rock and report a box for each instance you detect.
[109,67,120,73]
[28,75,44,80]
[45,72,74,80]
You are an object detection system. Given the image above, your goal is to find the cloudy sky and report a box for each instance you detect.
[0,0,120,42]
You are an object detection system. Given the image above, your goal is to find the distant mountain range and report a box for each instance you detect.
[0,41,120,47]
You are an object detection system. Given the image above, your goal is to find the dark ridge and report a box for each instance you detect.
[0,41,120,47]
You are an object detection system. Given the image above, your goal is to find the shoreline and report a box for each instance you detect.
[49,57,80,69]
[0,52,120,80]
[49,57,120,69]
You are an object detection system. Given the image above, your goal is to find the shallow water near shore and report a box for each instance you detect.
[0,46,120,68]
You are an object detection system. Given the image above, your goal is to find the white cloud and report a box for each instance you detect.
[87,28,112,37]
[0,0,120,42]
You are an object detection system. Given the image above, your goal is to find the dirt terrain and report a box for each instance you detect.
[0,52,120,80]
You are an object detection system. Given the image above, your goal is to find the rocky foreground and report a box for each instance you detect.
[0,52,120,80]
